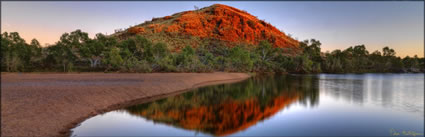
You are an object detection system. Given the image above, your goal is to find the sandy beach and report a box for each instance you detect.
[1,72,250,137]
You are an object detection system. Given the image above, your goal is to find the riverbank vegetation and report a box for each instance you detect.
[1,30,424,73]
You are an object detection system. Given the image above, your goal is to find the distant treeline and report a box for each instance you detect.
[1,30,424,73]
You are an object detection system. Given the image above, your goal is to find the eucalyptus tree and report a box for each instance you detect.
[47,29,90,72]
[381,46,399,72]
[300,39,322,73]
[254,41,278,72]
[79,33,118,68]
[1,32,10,71]
[383,46,396,57]
[256,41,277,62]
[228,46,253,72]
[352,45,369,72]
[176,45,197,71]
[1,32,30,71]
[27,39,43,70]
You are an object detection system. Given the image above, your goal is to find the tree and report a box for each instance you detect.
[353,45,368,57]
[48,29,91,72]
[196,46,216,67]
[80,39,102,68]
[176,46,202,72]
[322,50,346,73]
[300,39,323,73]
[152,42,169,59]
[150,42,175,72]
[403,55,420,72]
[1,32,31,72]
[274,54,293,73]
[28,39,43,70]
[119,35,153,61]
[46,43,73,72]
[104,47,123,71]
[121,56,152,73]
[1,32,10,71]
[227,47,253,72]
[254,41,278,72]
[301,39,322,61]
[391,57,404,72]
[413,55,420,69]
[256,41,277,62]
[383,46,395,57]
[369,50,384,72]
[30,39,42,56]
[351,45,370,72]
[381,46,399,72]
[285,55,313,74]
[78,33,117,68]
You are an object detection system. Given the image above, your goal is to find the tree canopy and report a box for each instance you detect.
[1,30,423,73]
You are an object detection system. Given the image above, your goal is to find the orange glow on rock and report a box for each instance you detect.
[128,92,300,136]
[125,4,299,49]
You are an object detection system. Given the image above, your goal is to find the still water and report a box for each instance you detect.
[71,74,424,136]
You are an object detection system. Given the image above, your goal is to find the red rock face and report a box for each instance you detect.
[126,4,299,49]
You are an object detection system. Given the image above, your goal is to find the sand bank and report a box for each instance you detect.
[1,72,250,136]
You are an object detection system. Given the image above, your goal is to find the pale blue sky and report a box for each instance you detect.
[2,1,423,57]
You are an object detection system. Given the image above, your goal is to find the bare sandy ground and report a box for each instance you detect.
[1,72,250,137]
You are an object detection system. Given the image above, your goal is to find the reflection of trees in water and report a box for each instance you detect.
[124,75,319,136]
[381,78,393,107]
[281,75,320,107]
[318,74,423,115]
[318,75,366,104]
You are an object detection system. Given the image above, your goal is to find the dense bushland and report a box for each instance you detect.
[1,30,423,73]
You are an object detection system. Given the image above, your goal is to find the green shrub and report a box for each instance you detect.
[227,47,253,72]
[104,48,124,71]
[124,57,152,73]
[153,55,177,72]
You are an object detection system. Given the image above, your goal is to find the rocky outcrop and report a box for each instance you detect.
[118,4,299,51]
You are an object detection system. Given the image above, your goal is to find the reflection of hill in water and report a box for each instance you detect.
[125,75,319,136]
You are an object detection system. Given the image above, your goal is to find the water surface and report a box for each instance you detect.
[71,74,424,136]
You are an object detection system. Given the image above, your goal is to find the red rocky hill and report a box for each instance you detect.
[116,4,299,51]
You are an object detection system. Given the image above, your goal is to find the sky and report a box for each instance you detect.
[1,1,424,57]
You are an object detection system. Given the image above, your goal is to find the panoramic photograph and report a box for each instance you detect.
[1,1,424,137]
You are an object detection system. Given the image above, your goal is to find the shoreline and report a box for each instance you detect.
[1,72,251,137]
